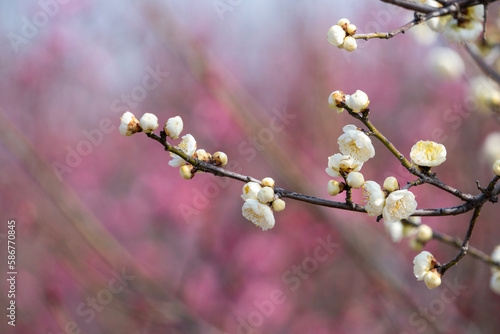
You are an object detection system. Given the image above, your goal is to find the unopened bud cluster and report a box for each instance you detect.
[241,177,285,230]
[119,112,228,180]
[328,89,369,113]
[327,18,358,52]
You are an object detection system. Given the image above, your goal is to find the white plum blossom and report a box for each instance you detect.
[327,180,343,196]
[337,18,350,29]
[383,176,399,192]
[241,182,262,201]
[424,271,442,289]
[328,90,345,113]
[139,113,159,133]
[272,198,286,212]
[346,172,364,189]
[385,221,403,243]
[411,22,438,45]
[413,251,441,289]
[494,160,500,177]
[119,111,141,136]
[483,132,500,164]
[327,25,346,47]
[491,272,500,294]
[492,245,500,267]
[338,125,375,163]
[261,177,275,188]
[346,90,369,112]
[386,216,420,243]
[342,36,357,52]
[413,251,435,280]
[169,134,197,167]
[257,187,275,203]
[470,77,500,112]
[346,24,356,35]
[165,116,183,139]
[444,19,483,42]
[443,5,484,43]
[213,151,228,166]
[195,149,211,161]
[410,140,447,167]
[362,181,385,217]
[383,190,417,223]
[326,153,363,177]
[416,224,433,243]
[242,199,275,231]
[428,47,465,80]
[179,165,193,180]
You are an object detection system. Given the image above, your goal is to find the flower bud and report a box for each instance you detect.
[119,111,141,136]
[257,187,275,203]
[241,182,262,200]
[164,116,183,139]
[272,198,286,212]
[261,177,275,188]
[424,271,442,289]
[342,36,357,52]
[337,18,350,29]
[416,224,433,243]
[491,272,500,294]
[383,176,399,192]
[327,25,346,47]
[493,160,500,176]
[346,24,357,35]
[346,172,364,189]
[195,149,211,162]
[139,113,159,133]
[346,90,369,112]
[179,165,194,180]
[328,90,346,113]
[409,238,424,252]
[327,180,343,196]
[213,151,228,166]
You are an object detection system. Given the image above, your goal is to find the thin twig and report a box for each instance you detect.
[403,217,500,268]
[358,0,496,41]
[439,206,482,274]
[381,0,439,13]
[465,43,500,87]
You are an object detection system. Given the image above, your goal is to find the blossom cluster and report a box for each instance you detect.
[240,178,286,231]
[119,111,228,179]
[413,251,442,289]
[326,92,421,224]
[327,18,358,52]
[421,1,484,42]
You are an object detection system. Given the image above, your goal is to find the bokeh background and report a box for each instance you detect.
[0,0,499,333]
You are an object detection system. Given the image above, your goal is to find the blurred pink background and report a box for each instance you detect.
[0,1,499,333]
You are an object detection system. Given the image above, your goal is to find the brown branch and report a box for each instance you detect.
[359,0,499,41]
[146,132,500,218]
[439,206,483,274]
[465,43,500,87]
[348,109,475,202]
[403,217,500,269]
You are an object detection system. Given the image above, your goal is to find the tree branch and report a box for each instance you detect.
[439,206,482,274]
[359,0,499,41]
[146,131,499,218]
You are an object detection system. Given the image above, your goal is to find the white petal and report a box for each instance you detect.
[242,199,275,231]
